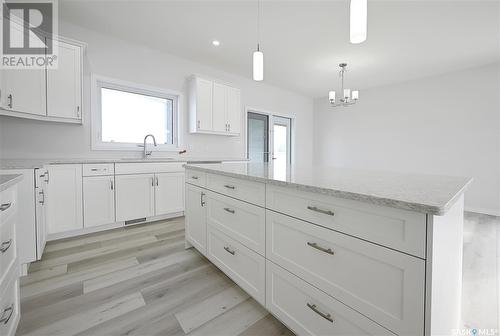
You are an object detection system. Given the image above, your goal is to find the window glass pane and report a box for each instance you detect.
[273,124,288,181]
[101,87,174,144]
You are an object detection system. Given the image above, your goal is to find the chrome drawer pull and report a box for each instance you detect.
[0,203,11,212]
[200,192,206,207]
[0,239,12,253]
[90,168,99,171]
[224,246,235,255]
[307,242,334,255]
[307,303,333,323]
[224,185,236,190]
[191,176,199,180]
[223,207,235,214]
[0,304,13,324]
[307,206,335,216]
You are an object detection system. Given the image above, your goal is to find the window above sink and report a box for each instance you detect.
[91,75,182,151]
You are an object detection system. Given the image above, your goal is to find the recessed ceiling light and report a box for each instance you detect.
[212,40,220,46]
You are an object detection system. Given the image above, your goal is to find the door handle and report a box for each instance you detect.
[200,192,206,207]
[224,185,235,190]
[110,179,114,190]
[307,206,335,216]
[307,242,334,255]
[0,203,11,211]
[156,176,159,186]
[223,207,235,214]
[0,304,14,324]
[7,94,12,109]
[0,239,12,253]
[39,190,45,205]
[306,303,334,323]
[224,246,235,255]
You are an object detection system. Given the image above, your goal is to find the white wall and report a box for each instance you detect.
[314,64,500,215]
[0,21,314,174]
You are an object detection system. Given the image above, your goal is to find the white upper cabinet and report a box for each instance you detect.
[0,36,84,123]
[46,39,82,120]
[1,69,46,116]
[189,76,241,135]
[46,164,83,235]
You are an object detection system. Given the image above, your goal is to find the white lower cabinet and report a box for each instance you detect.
[46,164,83,234]
[266,261,394,336]
[206,225,266,305]
[83,176,115,228]
[155,172,184,216]
[115,174,155,222]
[185,183,207,254]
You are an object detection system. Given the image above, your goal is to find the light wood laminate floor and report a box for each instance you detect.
[17,217,294,336]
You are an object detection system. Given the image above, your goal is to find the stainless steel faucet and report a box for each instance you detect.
[143,134,157,159]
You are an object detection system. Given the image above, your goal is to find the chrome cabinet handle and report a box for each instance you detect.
[151,177,155,187]
[39,190,45,205]
[110,179,114,190]
[224,246,235,255]
[197,120,200,129]
[0,304,13,324]
[191,176,199,180]
[307,242,334,255]
[156,176,159,186]
[200,192,206,207]
[224,185,235,190]
[91,168,99,171]
[223,207,235,214]
[44,171,49,183]
[307,206,335,216]
[7,94,12,108]
[0,203,11,211]
[307,303,333,323]
[0,239,12,253]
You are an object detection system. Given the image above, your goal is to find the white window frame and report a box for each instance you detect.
[91,75,183,151]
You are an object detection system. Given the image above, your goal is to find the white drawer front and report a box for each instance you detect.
[83,163,114,176]
[207,174,265,207]
[266,261,394,336]
[0,187,16,222]
[185,170,207,187]
[115,162,185,175]
[266,210,424,335]
[0,272,20,336]
[206,191,265,255]
[266,185,426,258]
[207,225,265,305]
[0,214,16,285]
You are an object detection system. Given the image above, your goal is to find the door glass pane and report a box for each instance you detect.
[273,124,288,180]
[247,113,269,163]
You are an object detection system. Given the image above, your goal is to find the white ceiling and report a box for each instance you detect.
[60,0,499,98]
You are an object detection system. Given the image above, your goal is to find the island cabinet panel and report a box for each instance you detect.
[206,173,265,207]
[185,184,207,255]
[266,210,425,336]
[266,184,427,258]
[266,261,395,336]
[206,225,266,305]
[185,170,207,188]
[206,191,265,255]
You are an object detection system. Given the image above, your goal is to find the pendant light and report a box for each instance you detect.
[253,0,263,81]
[350,0,367,44]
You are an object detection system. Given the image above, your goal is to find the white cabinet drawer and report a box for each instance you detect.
[266,185,426,258]
[0,186,16,222]
[0,271,20,336]
[266,210,424,335]
[206,191,265,255]
[207,174,265,207]
[185,169,206,187]
[83,163,114,176]
[206,225,265,305]
[115,162,185,175]
[0,214,16,285]
[266,261,394,336]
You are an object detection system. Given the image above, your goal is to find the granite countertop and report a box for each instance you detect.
[0,174,23,192]
[0,158,248,170]
[185,162,473,215]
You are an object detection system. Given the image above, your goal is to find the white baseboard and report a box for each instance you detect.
[464,206,500,217]
[47,211,184,241]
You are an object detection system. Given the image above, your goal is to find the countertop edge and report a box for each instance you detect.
[184,164,471,215]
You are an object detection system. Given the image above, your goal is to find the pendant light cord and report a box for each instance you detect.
[257,0,261,51]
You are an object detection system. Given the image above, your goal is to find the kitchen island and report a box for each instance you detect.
[184,162,472,336]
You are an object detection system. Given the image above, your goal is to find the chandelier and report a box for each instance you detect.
[328,63,359,107]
